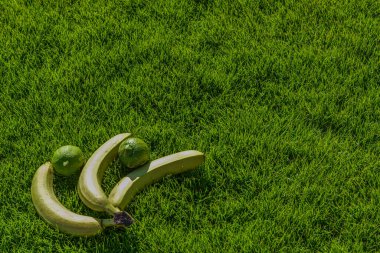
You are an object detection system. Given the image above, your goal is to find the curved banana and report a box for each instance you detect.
[31,162,120,236]
[109,150,205,210]
[78,133,132,216]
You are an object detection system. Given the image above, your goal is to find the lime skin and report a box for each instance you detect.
[118,138,150,170]
[51,145,85,176]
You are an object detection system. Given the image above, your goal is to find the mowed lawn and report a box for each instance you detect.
[1,0,379,252]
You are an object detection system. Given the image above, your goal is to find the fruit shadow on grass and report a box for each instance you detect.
[102,159,132,195]
[126,165,215,228]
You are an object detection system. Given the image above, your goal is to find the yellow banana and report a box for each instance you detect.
[109,150,205,210]
[31,162,120,236]
[77,133,133,220]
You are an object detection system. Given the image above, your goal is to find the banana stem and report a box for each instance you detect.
[101,218,117,228]
[104,203,120,215]
[104,203,134,227]
[101,210,134,228]
[114,211,134,227]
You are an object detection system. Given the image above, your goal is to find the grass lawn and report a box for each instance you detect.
[1,0,380,252]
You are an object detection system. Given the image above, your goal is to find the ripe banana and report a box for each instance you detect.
[109,150,205,210]
[31,162,121,236]
[78,133,133,218]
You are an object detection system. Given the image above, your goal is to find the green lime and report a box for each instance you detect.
[118,137,150,169]
[51,145,85,176]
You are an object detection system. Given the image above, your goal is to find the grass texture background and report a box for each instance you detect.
[1,0,379,252]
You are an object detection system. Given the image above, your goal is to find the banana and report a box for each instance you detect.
[109,150,205,210]
[31,162,123,236]
[77,133,133,218]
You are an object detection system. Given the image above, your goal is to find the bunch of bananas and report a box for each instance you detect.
[31,133,205,236]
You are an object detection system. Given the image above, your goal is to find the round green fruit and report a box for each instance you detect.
[51,145,85,176]
[118,137,150,169]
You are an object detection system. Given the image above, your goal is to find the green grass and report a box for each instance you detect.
[1,0,380,252]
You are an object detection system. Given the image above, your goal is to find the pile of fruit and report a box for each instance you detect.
[31,133,205,236]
